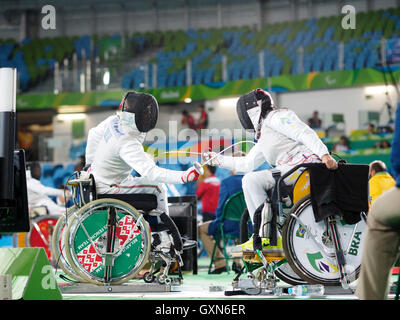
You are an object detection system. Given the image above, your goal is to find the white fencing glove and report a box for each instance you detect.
[201,151,223,166]
[181,162,204,183]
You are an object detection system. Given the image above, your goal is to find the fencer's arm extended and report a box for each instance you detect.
[215,142,265,173]
[28,179,64,197]
[268,110,329,159]
[120,141,187,184]
[85,118,109,165]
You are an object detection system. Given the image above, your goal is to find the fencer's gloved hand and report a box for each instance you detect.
[201,151,222,166]
[181,162,204,183]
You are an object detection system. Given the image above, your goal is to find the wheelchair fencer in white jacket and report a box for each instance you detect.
[85,91,202,252]
[203,89,338,226]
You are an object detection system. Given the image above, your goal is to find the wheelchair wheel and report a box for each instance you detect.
[64,198,151,285]
[51,206,86,282]
[25,215,59,262]
[273,259,308,286]
[239,209,305,286]
[282,195,366,286]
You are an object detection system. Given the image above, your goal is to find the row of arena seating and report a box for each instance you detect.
[122,7,400,89]
[2,7,400,93]
[0,33,140,92]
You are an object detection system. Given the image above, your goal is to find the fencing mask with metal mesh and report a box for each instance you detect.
[118,91,159,133]
[236,88,275,139]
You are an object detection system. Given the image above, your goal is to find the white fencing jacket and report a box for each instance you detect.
[26,170,64,207]
[219,108,329,172]
[86,115,185,187]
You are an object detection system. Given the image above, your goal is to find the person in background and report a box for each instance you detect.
[18,125,34,161]
[26,162,70,216]
[332,135,350,152]
[74,155,86,172]
[367,123,376,135]
[373,140,392,149]
[308,111,322,129]
[355,102,400,300]
[197,152,246,274]
[196,104,209,130]
[196,165,220,222]
[368,160,395,205]
[181,110,197,131]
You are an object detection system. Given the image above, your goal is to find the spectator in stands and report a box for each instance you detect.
[26,162,70,216]
[196,165,220,222]
[308,111,322,130]
[367,123,376,135]
[332,135,350,152]
[196,104,209,130]
[368,160,395,205]
[197,152,246,274]
[181,110,197,131]
[74,155,86,172]
[17,125,34,161]
[372,140,391,149]
[356,102,400,300]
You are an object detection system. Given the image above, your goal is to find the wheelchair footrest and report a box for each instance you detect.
[235,251,285,264]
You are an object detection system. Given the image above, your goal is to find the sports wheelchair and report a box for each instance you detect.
[232,162,369,293]
[51,172,193,286]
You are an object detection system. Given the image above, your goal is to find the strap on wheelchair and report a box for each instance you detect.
[159,212,183,252]
[252,204,264,251]
[269,170,281,247]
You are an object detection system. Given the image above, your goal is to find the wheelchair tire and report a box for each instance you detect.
[273,259,308,286]
[51,206,86,283]
[25,215,60,262]
[64,198,151,285]
[239,209,305,286]
[282,195,365,286]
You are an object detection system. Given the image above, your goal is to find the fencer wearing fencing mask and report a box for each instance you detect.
[118,91,159,134]
[85,91,201,215]
[236,88,275,140]
[203,88,337,222]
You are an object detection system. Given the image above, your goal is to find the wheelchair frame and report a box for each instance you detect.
[234,162,368,293]
[52,172,186,286]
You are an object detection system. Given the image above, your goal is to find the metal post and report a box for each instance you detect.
[222,55,227,82]
[380,38,387,66]
[267,77,272,93]
[186,59,192,86]
[259,51,265,78]
[54,61,60,94]
[143,64,149,89]
[297,46,304,74]
[86,60,91,92]
[80,72,85,93]
[72,53,78,89]
[152,63,157,89]
[338,42,344,70]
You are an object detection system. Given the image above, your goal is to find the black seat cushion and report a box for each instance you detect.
[97,193,158,212]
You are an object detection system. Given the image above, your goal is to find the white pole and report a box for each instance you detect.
[86,60,91,91]
[0,67,17,200]
[152,63,157,89]
[0,68,17,113]
[222,55,227,82]
[186,59,192,86]
[338,42,344,70]
[54,61,60,94]
[297,46,304,74]
[259,51,265,78]
[80,72,85,93]
[380,38,387,66]
[144,64,149,89]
